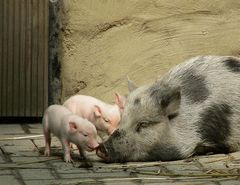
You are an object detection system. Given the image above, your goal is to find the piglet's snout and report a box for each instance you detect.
[86,141,99,152]
[96,143,108,160]
[108,127,116,135]
[90,141,99,149]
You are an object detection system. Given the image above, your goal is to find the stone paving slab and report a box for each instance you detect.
[0,140,34,153]
[18,169,56,181]
[0,169,12,175]
[0,155,6,163]
[27,124,43,133]
[0,123,240,185]
[220,179,240,185]
[0,124,25,135]
[0,175,20,185]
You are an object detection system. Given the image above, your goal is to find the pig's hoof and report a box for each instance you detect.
[78,161,93,168]
[64,155,73,163]
[44,150,50,157]
[65,159,73,163]
[69,143,75,149]
[79,156,86,161]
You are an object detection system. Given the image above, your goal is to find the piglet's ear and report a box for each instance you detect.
[69,121,77,131]
[93,105,102,118]
[114,92,125,111]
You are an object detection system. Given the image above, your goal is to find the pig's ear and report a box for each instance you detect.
[127,76,138,92]
[160,87,181,117]
[69,121,78,131]
[151,86,181,117]
[114,92,125,111]
[93,105,102,118]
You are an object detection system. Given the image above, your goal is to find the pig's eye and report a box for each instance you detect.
[135,121,150,132]
[83,133,88,137]
[136,120,159,132]
[103,117,110,123]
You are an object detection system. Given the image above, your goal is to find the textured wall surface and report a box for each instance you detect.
[60,0,240,103]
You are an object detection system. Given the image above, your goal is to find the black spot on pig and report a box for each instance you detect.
[146,143,182,161]
[181,69,209,104]
[197,103,232,146]
[223,58,240,73]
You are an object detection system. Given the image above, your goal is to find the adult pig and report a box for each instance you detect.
[97,56,240,162]
[43,105,99,162]
[63,94,124,135]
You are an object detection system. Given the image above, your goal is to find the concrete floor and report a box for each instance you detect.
[0,123,240,185]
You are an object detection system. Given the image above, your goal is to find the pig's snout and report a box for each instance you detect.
[96,143,109,160]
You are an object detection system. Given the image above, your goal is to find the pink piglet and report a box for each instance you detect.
[42,105,99,162]
[63,94,125,135]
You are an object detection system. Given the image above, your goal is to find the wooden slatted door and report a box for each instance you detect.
[0,0,48,117]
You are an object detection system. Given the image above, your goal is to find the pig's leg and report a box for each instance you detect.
[44,131,51,156]
[77,146,86,160]
[77,146,93,167]
[43,116,51,156]
[69,143,74,149]
[61,139,73,163]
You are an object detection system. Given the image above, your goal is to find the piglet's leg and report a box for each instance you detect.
[77,146,86,160]
[44,135,51,156]
[43,127,51,157]
[69,143,74,149]
[61,139,73,163]
[77,146,93,168]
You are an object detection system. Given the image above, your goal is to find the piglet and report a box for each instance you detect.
[42,105,99,163]
[63,94,125,135]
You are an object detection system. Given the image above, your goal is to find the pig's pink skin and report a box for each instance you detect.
[63,95,123,135]
[42,105,99,163]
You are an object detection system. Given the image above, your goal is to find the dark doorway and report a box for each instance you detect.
[0,0,49,118]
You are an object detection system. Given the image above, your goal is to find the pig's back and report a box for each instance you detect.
[166,56,240,105]
[44,105,72,135]
[163,56,240,153]
[63,95,105,117]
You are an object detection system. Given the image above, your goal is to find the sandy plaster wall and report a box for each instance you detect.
[60,0,240,103]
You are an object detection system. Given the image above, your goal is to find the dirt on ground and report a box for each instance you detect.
[60,0,240,103]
